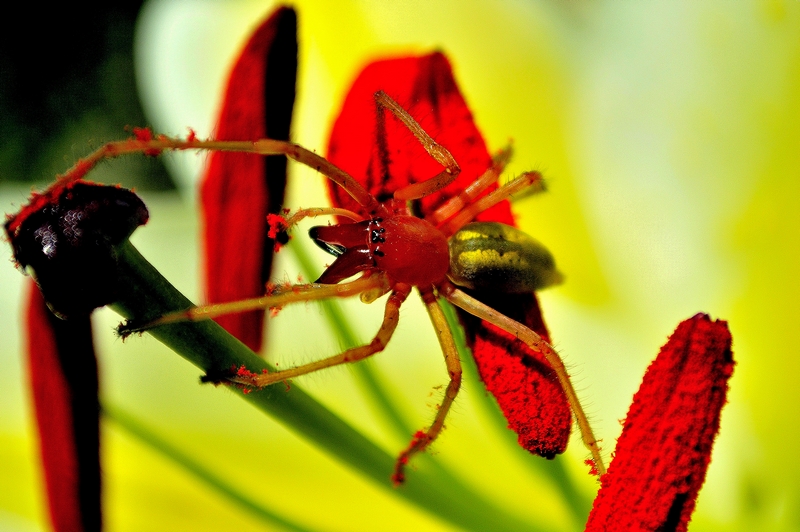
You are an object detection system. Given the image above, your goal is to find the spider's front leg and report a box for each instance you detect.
[230,284,412,389]
[372,91,461,201]
[49,133,389,219]
[392,286,463,485]
[119,274,388,334]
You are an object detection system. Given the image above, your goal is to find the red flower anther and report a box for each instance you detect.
[201,7,297,352]
[326,52,572,457]
[585,313,734,531]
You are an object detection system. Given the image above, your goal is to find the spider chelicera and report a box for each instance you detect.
[56,90,605,483]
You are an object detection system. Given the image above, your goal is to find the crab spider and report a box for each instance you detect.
[61,91,604,483]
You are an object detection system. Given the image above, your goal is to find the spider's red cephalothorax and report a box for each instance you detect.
[311,215,450,287]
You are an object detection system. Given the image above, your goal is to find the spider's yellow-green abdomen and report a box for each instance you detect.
[448,222,563,293]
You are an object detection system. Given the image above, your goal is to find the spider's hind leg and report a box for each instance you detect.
[441,281,607,477]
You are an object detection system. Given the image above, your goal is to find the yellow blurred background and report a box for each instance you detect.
[1,1,798,530]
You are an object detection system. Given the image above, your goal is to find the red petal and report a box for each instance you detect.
[327,52,511,224]
[585,314,734,531]
[201,7,297,352]
[326,53,571,456]
[26,281,101,531]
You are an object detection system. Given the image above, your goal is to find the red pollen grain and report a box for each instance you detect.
[132,127,152,141]
[264,282,278,296]
[235,365,259,379]
[585,313,734,532]
[266,213,287,239]
[131,127,163,156]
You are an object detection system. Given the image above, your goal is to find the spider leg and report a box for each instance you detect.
[440,281,607,476]
[427,146,513,226]
[231,283,412,388]
[439,170,546,236]
[282,207,364,231]
[53,136,386,217]
[372,91,461,201]
[392,286,463,485]
[119,273,389,335]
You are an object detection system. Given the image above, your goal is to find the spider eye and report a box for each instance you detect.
[448,222,563,293]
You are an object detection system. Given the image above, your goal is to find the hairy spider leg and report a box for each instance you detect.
[51,136,388,219]
[51,91,460,215]
[392,286,463,485]
[428,146,513,225]
[440,281,606,476]
[229,283,412,388]
[282,207,364,230]
[119,273,389,334]
[372,91,462,201]
[438,170,545,236]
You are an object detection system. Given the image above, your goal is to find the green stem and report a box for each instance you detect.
[110,239,545,532]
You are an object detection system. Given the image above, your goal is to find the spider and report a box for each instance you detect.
[142,90,604,482]
[53,91,605,483]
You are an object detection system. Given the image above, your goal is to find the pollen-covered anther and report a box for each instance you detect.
[586,314,734,531]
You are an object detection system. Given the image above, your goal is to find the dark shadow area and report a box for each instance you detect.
[0,2,174,190]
